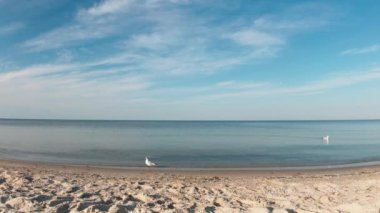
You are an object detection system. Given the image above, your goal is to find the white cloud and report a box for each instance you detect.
[11,1,340,101]
[8,63,378,108]
[228,30,284,47]
[289,69,380,92]
[216,81,270,89]
[0,70,153,120]
[254,17,306,30]
[0,22,23,35]
[24,20,116,51]
[128,32,175,50]
[23,0,185,51]
[140,48,246,75]
[80,0,134,17]
[23,0,135,51]
[253,3,333,31]
[22,0,335,81]
[0,61,153,111]
[139,68,380,106]
[56,49,74,63]
[341,44,380,55]
[0,64,73,83]
[24,0,191,51]
[0,59,16,72]
[4,1,375,119]
[201,69,380,100]
[227,2,334,49]
[2,62,379,119]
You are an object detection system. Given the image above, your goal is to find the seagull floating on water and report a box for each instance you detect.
[145,156,157,167]
[322,136,330,144]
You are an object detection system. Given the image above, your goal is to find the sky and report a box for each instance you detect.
[0,0,380,120]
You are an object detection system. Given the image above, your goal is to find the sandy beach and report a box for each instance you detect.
[0,160,379,212]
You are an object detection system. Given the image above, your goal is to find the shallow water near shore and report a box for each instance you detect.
[0,119,379,168]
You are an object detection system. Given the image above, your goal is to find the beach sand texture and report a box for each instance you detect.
[0,160,379,213]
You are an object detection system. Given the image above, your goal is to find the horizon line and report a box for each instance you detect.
[0,117,379,122]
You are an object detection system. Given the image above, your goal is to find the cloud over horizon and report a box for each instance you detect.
[0,0,380,120]
[341,44,380,55]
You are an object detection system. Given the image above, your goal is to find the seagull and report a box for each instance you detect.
[322,136,330,144]
[145,156,157,167]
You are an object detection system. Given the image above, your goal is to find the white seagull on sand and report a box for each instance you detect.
[322,136,330,144]
[145,156,157,167]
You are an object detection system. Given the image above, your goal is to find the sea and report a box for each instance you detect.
[0,119,379,168]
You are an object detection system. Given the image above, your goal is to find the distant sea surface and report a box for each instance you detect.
[0,119,379,168]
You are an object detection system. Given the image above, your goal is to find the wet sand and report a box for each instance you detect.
[0,159,379,212]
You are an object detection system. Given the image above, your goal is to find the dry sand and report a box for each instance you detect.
[0,160,379,213]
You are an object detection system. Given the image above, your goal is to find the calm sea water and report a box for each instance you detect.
[0,119,379,168]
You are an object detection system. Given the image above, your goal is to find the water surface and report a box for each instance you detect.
[0,119,379,168]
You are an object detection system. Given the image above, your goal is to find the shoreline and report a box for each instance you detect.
[0,158,380,212]
[2,157,380,172]
[2,158,380,177]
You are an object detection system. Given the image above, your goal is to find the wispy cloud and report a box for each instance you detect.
[122,2,334,75]
[55,49,74,63]
[0,61,153,106]
[253,3,333,31]
[341,44,380,55]
[0,22,23,35]
[225,2,334,59]
[23,0,136,51]
[24,0,335,64]
[23,21,115,51]
[2,1,380,119]
[23,0,194,51]
[80,0,134,18]
[16,1,338,79]
[127,32,178,50]
[1,1,353,119]
[228,30,284,47]
[200,68,380,100]
[0,64,74,83]
[0,65,153,119]
[0,59,16,72]
[216,81,271,89]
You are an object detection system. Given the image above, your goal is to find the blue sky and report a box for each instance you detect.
[0,0,380,120]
